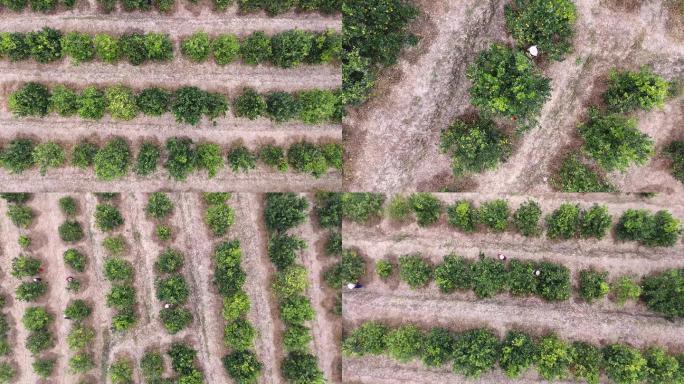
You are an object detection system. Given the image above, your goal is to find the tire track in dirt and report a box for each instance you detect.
[343,355,578,384]
[291,201,341,383]
[232,193,285,384]
[342,291,684,350]
[0,62,341,94]
[0,199,37,382]
[0,12,341,35]
[176,193,231,383]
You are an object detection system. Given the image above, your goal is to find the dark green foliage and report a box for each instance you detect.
[140,351,164,381]
[421,328,454,368]
[77,86,107,119]
[579,204,612,239]
[6,203,34,228]
[266,91,301,122]
[603,344,647,384]
[203,192,231,205]
[297,89,338,124]
[578,110,653,172]
[72,141,98,169]
[538,334,572,380]
[22,307,52,331]
[398,254,432,289]
[11,255,41,278]
[119,33,148,65]
[271,30,312,68]
[213,240,246,296]
[342,321,388,356]
[156,274,189,305]
[440,117,511,175]
[58,196,77,216]
[8,82,50,117]
[137,88,170,116]
[27,28,61,63]
[407,193,442,227]
[579,269,610,303]
[64,249,86,272]
[641,269,684,318]
[93,137,130,180]
[321,142,343,170]
[205,203,235,236]
[135,142,160,176]
[106,284,136,309]
[324,248,366,288]
[467,44,551,126]
[32,358,55,378]
[155,249,184,273]
[452,328,500,378]
[314,192,341,229]
[470,256,507,298]
[263,192,308,233]
[222,350,263,384]
[109,359,133,384]
[385,325,422,363]
[59,221,84,242]
[204,91,229,121]
[94,203,124,231]
[49,85,79,116]
[500,331,538,378]
[146,192,173,219]
[570,341,603,384]
[283,324,313,352]
[325,231,342,256]
[32,141,65,175]
[104,258,134,281]
[240,31,272,65]
[546,203,581,239]
[170,87,206,126]
[341,48,375,106]
[211,34,240,65]
[536,261,571,301]
[553,152,616,192]
[1,138,34,174]
[644,347,680,384]
[16,281,47,301]
[446,200,476,232]
[280,295,315,325]
[307,30,342,64]
[68,353,94,374]
[164,137,196,181]
[615,209,682,247]
[268,234,306,270]
[512,200,542,236]
[287,142,328,177]
[507,259,538,296]
[61,32,94,64]
[25,329,53,354]
[0,362,15,382]
[224,318,256,350]
[0,193,30,203]
[281,352,324,384]
[160,307,192,334]
[0,32,30,61]
[144,33,173,61]
[434,254,472,293]
[665,141,684,184]
[64,299,92,322]
[504,0,577,60]
[476,199,509,232]
[604,69,671,113]
[227,145,257,173]
[181,32,211,63]
[234,88,266,120]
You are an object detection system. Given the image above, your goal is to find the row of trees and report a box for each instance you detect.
[0,28,341,67]
[554,68,675,192]
[0,136,342,179]
[263,193,325,384]
[313,192,344,314]
[0,293,15,383]
[0,0,74,12]
[340,193,682,247]
[181,29,341,67]
[97,0,340,14]
[666,140,684,185]
[9,83,342,125]
[376,252,683,318]
[94,196,139,332]
[343,321,684,383]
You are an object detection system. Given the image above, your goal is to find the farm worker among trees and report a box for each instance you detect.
[528,45,538,57]
[534,270,541,276]
[498,253,507,261]
[347,282,363,290]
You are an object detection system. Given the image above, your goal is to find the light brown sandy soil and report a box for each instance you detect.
[344,0,684,193]
[230,193,286,384]
[291,200,341,383]
[0,198,41,383]
[0,122,341,192]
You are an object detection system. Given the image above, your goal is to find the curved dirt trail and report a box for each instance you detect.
[344,0,684,193]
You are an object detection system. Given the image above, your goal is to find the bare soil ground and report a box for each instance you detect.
[342,192,684,384]
[344,0,684,193]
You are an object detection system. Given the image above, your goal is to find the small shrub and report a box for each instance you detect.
[259,145,289,172]
[604,69,671,113]
[611,276,642,306]
[59,221,84,242]
[104,258,134,281]
[144,33,173,61]
[156,275,190,305]
[375,260,393,279]
[222,291,250,321]
[268,234,306,270]
[8,82,50,117]
[146,192,174,219]
[211,34,240,65]
[0,32,30,61]
[49,85,79,116]
[434,254,472,293]
[325,232,342,256]
[18,235,31,249]
[470,256,507,298]
[223,351,263,384]
[171,87,207,126]
[155,249,184,273]
[94,203,124,231]
[385,325,423,363]
[227,145,257,173]
[106,86,138,121]
[135,142,160,176]
[536,261,572,301]
[32,358,55,378]
[407,193,442,227]
[579,269,610,303]
[61,32,94,64]
[77,86,107,120]
[387,195,411,222]
[537,334,572,380]
[224,318,256,350]
[72,141,98,169]
[263,193,308,232]
[109,359,134,384]
[181,32,211,63]
[106,285,137,309]
[27,28,61,63]
[643,347,680,384]
[446,200,476,232]
[298,89,337,124]
[279,295,315,325]
[17,281,48,301]
[156,224,172,241]
[512,200,542,236]
[641,269,684,318]
[421,328,454,368]
[160,307,192,334]
[22,307,52,331]
[203,192,231,205]
[164,137,196,180]
[137,88,170,116]
[398,254,432,289]
[287,142,328,177]
[579,110,653,172]
[452,328,500,378]
[32,141,65,175]
[476,199,509,232]
[569,341,603,384]
[196,142,224,178]
[665,140,684,184]
[25,329,53,354]
[205,203,235,236]
[64,249,87,272]
[342,321,388,356]
[266,91,300,122]
[68,353,94,374]
[553,152,615,192]
[64,299,92,322]
[103,236,126,256]
[603,344,647,384]
[93,34,120,63]
[499,330,538,378]
[271,30,313,68]
[440,117,511,175]
[66,325,95,350]
[6,203,34,228]
[240,31,272,65]
[273,266,309,298]
[545,203,581,239]
[1,139,35,174]
[140,351,164,381]
[59,196,77,216]
[234,89,266,120]
[616,209,682,247]
[284,324,313,352]
[11,255,41,278]
[119,33,148,65]
[324,249,366,288]
[94,137,130,181]
[579,204,612,239]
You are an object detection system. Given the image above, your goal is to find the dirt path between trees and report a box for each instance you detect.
[344,0,684,193]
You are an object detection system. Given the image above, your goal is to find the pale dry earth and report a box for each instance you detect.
[344,0,684,193]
